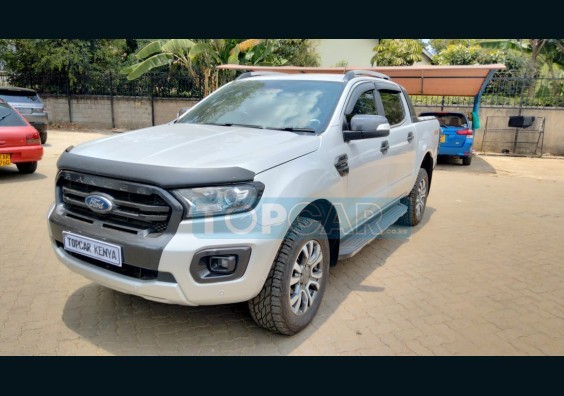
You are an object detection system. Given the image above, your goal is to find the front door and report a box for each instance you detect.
[340,83,393,232]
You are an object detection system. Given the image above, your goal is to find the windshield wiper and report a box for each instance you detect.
[0,113,11,122]
[201,122,264,129]
[268,127,317,133]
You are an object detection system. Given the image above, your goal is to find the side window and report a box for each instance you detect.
[345,89,378,127]
[379,90,405,125]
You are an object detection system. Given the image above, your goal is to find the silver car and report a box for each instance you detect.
[0,87,49,144]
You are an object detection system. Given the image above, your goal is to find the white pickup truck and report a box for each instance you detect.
[48,70,440,335]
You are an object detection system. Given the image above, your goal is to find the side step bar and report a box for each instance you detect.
[338,202,407,260]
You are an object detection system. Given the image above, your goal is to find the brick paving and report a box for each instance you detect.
[1,130,563,355]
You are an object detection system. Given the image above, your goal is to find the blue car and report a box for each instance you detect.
[420,112,474,166]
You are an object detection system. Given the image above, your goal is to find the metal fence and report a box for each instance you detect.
[412,73,564,109]
[1,70,563,109]
[0,70,205,99]
[480,116,546,155]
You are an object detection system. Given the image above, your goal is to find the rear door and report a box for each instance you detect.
[376,88,416,199]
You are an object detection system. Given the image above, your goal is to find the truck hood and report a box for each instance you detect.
[70,123,320,174]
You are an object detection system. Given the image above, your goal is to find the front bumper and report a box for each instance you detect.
[22,113,48,130]
[48,204,282,306]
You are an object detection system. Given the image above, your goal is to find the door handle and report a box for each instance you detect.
[380,141,389,154]
[407,132,414,143]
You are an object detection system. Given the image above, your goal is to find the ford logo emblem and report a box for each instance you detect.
[85,194,114,213]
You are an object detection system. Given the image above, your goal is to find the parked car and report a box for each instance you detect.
[48,70,439,335]
[0,87,49,144]
[420,111,474,165]
[0,99,44,174]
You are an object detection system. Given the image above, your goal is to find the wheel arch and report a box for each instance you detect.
[421,152,434,193]
[299,199,340,267]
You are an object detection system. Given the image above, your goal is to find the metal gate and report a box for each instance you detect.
[480,116,545,155]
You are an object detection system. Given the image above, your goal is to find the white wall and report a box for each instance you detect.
[317,39,379,67]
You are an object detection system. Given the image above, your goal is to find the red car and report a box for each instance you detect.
[0,99,43,174]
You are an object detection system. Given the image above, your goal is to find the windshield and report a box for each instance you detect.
[421,112,469,128]
[178,79,345,133]
[0,93,40,104]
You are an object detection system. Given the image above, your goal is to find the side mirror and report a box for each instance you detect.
[344,115,390,142]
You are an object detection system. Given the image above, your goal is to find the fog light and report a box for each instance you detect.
[208,255,237,274]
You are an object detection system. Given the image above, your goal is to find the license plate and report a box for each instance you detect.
[63,232,122,267]
[440,134,446,143]
[0,154,11,166]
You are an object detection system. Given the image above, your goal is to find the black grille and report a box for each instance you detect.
[58,171,173,235]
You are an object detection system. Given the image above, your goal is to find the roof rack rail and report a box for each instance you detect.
[344,70,390,81]
[236,71,287,80]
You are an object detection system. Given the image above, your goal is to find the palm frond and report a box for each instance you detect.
[161,39,196,56]
[135,40,165,60]
[126,53,174,80]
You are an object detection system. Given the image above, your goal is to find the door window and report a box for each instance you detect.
[345,89,378,127]
[379,90,405,125]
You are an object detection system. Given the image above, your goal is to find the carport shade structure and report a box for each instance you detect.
[216,64,506,130]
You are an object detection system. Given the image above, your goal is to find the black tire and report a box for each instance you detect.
[462,156,472,166]
[34,126,47,144]
[399,168,429,226]
[16,162,38,174]
[249,216,330,335]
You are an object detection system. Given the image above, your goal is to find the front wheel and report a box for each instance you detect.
[399,168,429,226]
[249,216,330,335]
[16,162,38,174]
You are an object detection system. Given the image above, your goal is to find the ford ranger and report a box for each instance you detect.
[48,70,440,335]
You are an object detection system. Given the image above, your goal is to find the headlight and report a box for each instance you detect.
[173,182,264,219]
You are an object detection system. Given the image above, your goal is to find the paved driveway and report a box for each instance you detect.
[1,130,563,355]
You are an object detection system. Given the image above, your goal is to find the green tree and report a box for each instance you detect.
[120,39,198,80]
[122,39,321,95]
[433,42,525,74]
[273,39,320,66]
[476,39,564,76]
[192,39,281,94]
[428,39,474,54]
[476,39,564,101]
[121,39,285,95]
[0,39,130,86]
[433,43,528,97]
[371,39,423,66]
[541,39,564,78]
[433,43,482,65]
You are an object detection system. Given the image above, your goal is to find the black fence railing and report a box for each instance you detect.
[412,74,564,109]
[1,70,563,108]
[1,70,205,99]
